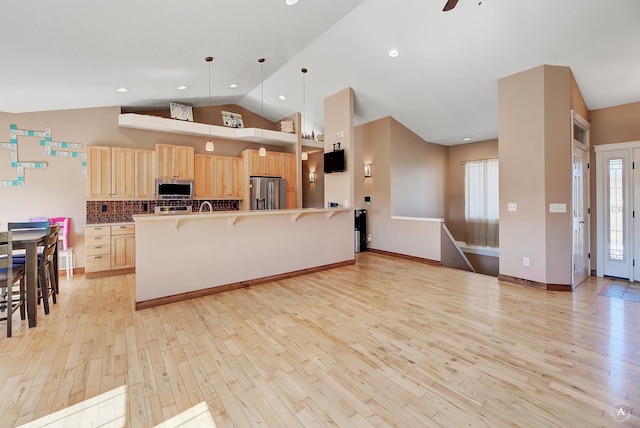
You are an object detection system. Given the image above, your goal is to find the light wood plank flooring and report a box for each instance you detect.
[1,252,638,427]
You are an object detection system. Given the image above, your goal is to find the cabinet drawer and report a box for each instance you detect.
[111,225,135,235]
[85,244,111,256]
[85,226,110,237]
[85,254,111,273]
[86,235,110,246]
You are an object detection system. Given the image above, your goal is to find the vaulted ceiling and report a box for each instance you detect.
[1,0,639,145]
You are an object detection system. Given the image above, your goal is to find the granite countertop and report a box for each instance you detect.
[84,221,135,227]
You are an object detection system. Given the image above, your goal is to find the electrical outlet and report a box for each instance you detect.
[367,234,372,242]
[523,257,530,267]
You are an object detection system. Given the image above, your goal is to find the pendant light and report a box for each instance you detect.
[258,58,267,157]
[300,67,309,161]
[205,56,214,152]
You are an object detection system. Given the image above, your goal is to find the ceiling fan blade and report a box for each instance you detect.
[443,0,459,11]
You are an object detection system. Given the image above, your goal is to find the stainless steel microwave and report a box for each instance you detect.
[155,178,194,200]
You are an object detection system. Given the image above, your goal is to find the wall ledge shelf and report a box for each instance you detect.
[118,113,298,146]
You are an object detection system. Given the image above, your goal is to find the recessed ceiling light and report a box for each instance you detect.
[285,0,299,5]
[463,137,472,141]
[278,95,286,101]
[116,87,128,93]
[229,83,238,88]
[388,49,400,58]
[177,85,187,90]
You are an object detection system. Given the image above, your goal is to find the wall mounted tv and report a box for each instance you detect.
[324,149,345,174]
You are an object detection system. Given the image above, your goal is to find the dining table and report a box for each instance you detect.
[10,228,49,328]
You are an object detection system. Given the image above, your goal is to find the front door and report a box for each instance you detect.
[602,149,630,279]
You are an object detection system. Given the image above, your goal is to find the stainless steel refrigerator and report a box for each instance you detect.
[249,177,286,210]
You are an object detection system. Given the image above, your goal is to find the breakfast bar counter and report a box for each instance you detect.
[133,208,354,309]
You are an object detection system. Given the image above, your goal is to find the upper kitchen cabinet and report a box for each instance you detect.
[135,149,155,199]
[86,146,111,198]
[213,156,243,199]
[87,146,135,198]
[155,143,194,180]
[111,147,135,198]
[242,149,283,177]
[194,154,214,199]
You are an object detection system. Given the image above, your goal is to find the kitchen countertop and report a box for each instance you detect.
[84,221,135,227]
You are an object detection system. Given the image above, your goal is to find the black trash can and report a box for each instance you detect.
[354,209,367,252]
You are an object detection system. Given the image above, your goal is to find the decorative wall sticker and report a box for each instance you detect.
[0,124,86,186]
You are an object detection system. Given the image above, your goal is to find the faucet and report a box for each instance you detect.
[199,201,213,213]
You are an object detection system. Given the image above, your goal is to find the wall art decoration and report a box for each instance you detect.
[0,124,86,186]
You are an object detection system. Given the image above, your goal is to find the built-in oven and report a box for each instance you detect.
[155,178,194,200]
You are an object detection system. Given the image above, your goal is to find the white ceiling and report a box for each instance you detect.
[1,0,639,146]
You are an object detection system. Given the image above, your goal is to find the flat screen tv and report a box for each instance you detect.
[324,149,345,174]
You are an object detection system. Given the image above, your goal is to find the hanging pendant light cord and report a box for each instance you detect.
[260,58,265,146]
[208,58,211,139]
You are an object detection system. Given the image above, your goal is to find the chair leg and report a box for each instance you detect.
[39,268,50,315]
[19,278,26,321]
[6,285,11,338]
[48,263,57,304]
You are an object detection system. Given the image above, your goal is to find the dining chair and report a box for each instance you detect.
[0,231,27,337]
[49,217,73,282]
[37,224,59,314]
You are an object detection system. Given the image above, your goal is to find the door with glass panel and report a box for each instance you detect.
[602,150,630,279]
[634,148,640,281]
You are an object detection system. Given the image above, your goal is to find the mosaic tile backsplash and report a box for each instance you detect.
[86,200,239,223]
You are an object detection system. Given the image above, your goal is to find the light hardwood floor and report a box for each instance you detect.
[1,252,638,427]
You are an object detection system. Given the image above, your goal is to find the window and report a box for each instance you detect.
[465,159,499,247]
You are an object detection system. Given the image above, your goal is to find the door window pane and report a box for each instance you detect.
[609,158,624,261]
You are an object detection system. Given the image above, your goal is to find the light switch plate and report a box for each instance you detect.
[508,202,517,212]
[549,203,567,213]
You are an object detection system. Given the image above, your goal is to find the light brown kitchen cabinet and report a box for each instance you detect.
[194,154,214,199]
[242,149,283,177]
[87,146,135,198]
[213,156,244,199]
[85,224,135,275]
[267,151,283,177]
[155,143,194,179]
[85,225,111,273]
[243,149,267,176]
[135,149,155,198]
[282,152,297,208]
[111,225,135,270]
[86,146,111,198]
[111,147,135,198]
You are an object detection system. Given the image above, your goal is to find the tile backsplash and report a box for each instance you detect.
[86,200,239,223]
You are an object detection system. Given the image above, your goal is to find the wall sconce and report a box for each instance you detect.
[364,163,372,177]
[309,171,315,183]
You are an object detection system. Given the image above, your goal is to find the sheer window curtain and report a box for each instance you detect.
[465,159,499,247]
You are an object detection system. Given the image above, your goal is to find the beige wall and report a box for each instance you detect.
[543,66,573,284]
[390,118,448,218]
[588,101,640,271]
[302,150,324,208]
[354,116,445,260]
[446,139,499,241]
[498,65,577,286]
[324,88,354,208]
[0,106,293,268]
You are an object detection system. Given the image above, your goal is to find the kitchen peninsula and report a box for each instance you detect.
[133,207,354,309]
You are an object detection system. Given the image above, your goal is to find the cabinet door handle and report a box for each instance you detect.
[95,236,102,240]
[94,256,102,259]
[95,246,102,249]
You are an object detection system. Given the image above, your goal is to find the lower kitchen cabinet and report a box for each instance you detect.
[111,225,135,269]
[85,223,135,275]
